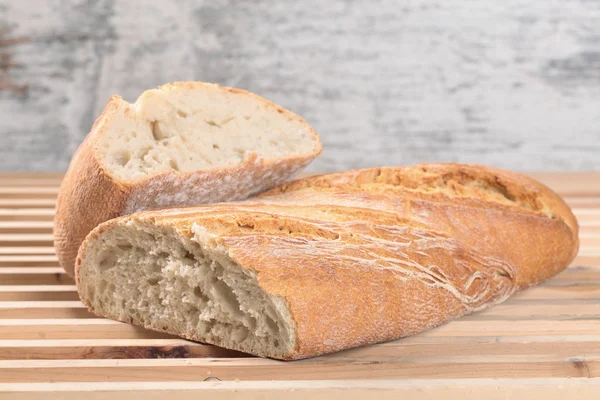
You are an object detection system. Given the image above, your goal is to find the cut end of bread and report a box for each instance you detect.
[76,219,296,359]
[95,82,321,182]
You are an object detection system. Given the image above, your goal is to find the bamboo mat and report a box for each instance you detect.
[0,172,599,399]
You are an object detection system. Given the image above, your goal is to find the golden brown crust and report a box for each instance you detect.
[55,82,322,277]
[76,163,579,359]
[54,97,127,277]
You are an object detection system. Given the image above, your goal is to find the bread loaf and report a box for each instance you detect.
[54,82,321,276]
[75,164,578,360]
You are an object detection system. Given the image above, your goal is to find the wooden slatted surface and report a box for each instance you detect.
[1,173,600,399]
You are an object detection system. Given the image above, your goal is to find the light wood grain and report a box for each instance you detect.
[0,199,56,208]
[0,256,59,267]
[0,188,59,199]
[0,286,79,301]
[0,358,598,382]
[0,234,54,247]
[0,209,55,221]
[0,221,53,234]
[0,379,599,400]
[0,172,598,397]
[0,319,175,340]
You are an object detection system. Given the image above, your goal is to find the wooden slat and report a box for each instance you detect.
[0,379,598,400]
[565,197,600,207]
[0,221,53,234]
[0,339,247,360]
[0,172,63,180]
[0,181,61,189]
[0,209,55,221]
[0,199,56,208]
[0,188,59,199]
[546,266,600,284]
[0,234,54,247]
[464,302,600,320]
[0,320,174,340]
[528,173,600,196]
[0,256,58,267]
[573,255,600,267]
[0,302,95,319]
[0,356,598,381]
[0,268,71,284]
[0,286,79,301]
[0,247,55,255]
[512,285,600,300]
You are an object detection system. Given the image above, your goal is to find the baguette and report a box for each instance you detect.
[75,164,578,360]
[55,82,321,276]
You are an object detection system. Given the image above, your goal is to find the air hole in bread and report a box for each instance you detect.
[114,151,130,167]
[117,243,132,252]
[177,109,188,118]
[193,286,209,303]
[205,120,219,128]
[266,316,279,334]
[151,121,171,141]
[183,251,196,263]
[148,277,160,285]
[210,278,243,317]
[139,147,151,159]
[169,159,179,171]
[221,116,235,125]
[232,325,249,342]
[98,252,117,272]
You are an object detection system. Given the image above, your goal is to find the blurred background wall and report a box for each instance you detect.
[1,0,599,172]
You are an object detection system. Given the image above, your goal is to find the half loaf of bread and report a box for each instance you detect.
[55,82,322,276]
[75,164,579,359]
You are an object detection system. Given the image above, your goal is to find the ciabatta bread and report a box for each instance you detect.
[75,164,578,360]
[55,82,321,276]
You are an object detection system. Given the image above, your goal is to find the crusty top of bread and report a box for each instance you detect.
[265,163,578,234]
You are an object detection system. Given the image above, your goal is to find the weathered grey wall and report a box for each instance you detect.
[1,0,600,172]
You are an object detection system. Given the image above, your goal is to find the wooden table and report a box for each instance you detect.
[0,172,599,399]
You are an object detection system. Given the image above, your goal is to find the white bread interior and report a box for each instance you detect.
[77,220,295,358]
[97,83,319,182]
